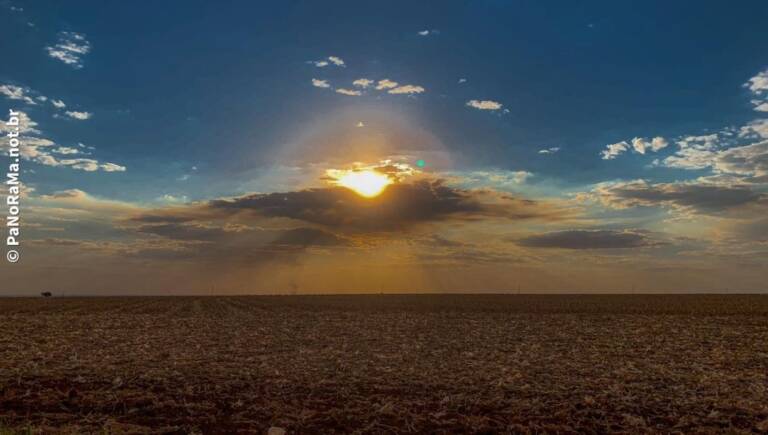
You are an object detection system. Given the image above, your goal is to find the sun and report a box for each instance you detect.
[333,170,392,198]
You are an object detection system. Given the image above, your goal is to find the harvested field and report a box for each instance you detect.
[1,295,768,433]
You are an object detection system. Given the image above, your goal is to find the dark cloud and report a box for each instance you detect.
[130,214,198,224]
[595,180,765,214]
[207,179,565,231]
[517,229,661,249]
[134,221,348,248]
[418,249,526,266]
[272,227,350,247]
[135,223,247,242]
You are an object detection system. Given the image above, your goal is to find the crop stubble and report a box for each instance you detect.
[1,295,767,433]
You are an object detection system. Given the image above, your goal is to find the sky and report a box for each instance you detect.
[1,1,767,295]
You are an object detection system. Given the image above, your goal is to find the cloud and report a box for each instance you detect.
[417,29,439,36]
[466,100,503,110]
[0,84,37,105]
[99,162,127,172]
[272,227,350,247]
[311,78,330,88]
[64,110,92,120]
[752,100,768,112]
[739,119,768,139]
[201,179,568,231]
[538,147,560,154]
[631,136,668,154]
[353,78,374,88]
[745,69,768,113]
[659,134,724,169]
[376,79,399,90]
[601,136,667,159]
[745,69,768,94]
[601,141,629,160]
[53,146,80,155]
[0,112,124,172]
[447,170,533,188]
[51,99,66,108]
[45,31,91,68]
[388,85,425,95]
[713,140,768,182]
[678,134,721,150]
[660,134,768,180]
[458,78,467,84]
[335,88,361,96]
[312,56,345,68]
[55,159,125,172]
[590,179,765,215]
[517,229,660,249]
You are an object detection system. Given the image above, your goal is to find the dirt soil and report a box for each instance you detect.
[1,294,767,434]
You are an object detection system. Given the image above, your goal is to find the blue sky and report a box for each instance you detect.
[2,1,768,294]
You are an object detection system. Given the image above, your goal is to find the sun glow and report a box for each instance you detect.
[332,170,393,197]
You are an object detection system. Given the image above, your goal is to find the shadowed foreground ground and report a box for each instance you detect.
[1,294,767,433]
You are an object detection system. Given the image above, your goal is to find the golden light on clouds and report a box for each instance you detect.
[325,160,419,197]
[328,169,393,197]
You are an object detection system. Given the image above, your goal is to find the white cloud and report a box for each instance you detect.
[745,69,768,113]
[0,112,123,172]
[311,78,330,88]
[458,78,467,84]
[375,79,399,90]
[466,99,503,110]
[744,69,768,94]
[353,78,374,88]
[311,56,345,68]
[158,194,189,203]
[46,31,91,68]
[417,30,430,36]
[631,136,668,154]
[1,111,40,135]
[752,101,768,112]
[0,84,37,105]
[417,29,439,36]
[538,147,560,154]
[53,146,80,155]
[335,88,361,96]
[712,140,768,181]
[601,141,629,160]
[388,85,425,95]
[677,134,721,150]
[65,110,92,120]
[662,147,717,170]
[99,162,127,172]
[661,129,768,180]
[602,136,668,159]
[0,83,75,113]
[739,119,768,139]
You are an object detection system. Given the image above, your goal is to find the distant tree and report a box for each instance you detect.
[41,291,52,297]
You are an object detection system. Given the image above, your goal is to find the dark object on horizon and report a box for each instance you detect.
[41,292,52,298]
